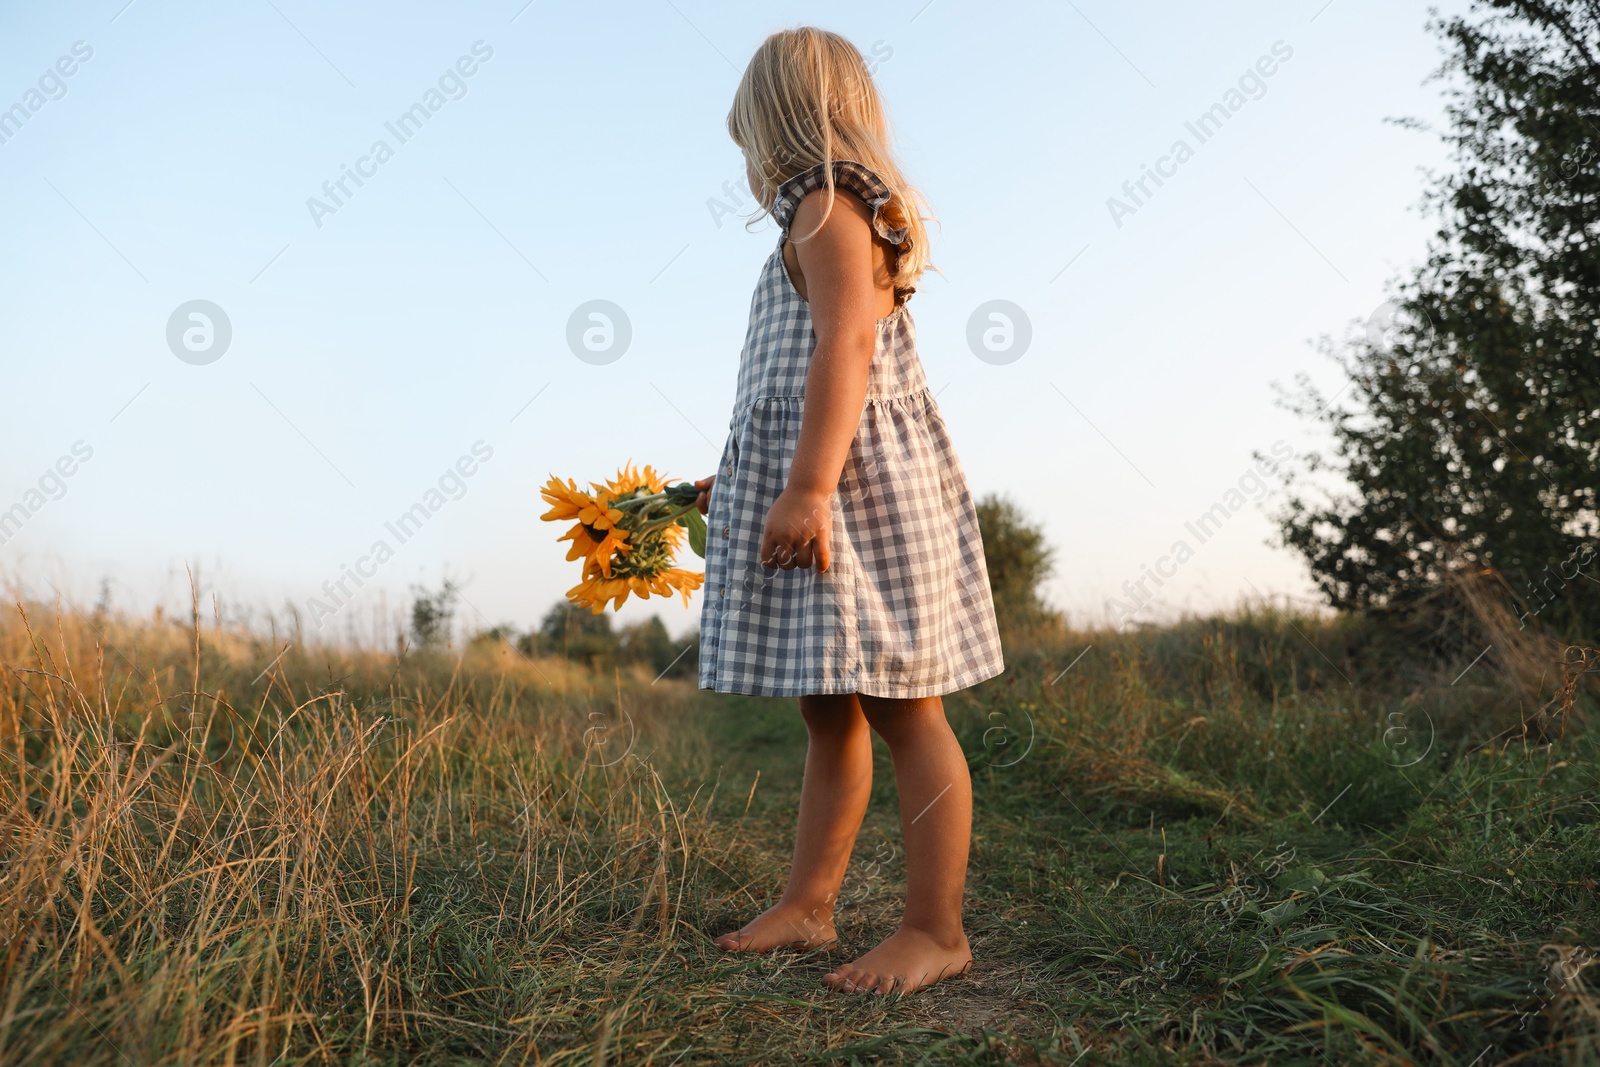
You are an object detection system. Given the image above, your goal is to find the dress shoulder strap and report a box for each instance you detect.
[770,159,909,245]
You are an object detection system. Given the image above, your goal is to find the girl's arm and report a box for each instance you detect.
[759,189,884,573]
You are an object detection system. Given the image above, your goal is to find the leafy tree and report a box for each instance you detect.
[1276,0,1600,641]
[522,602,697,678]
[975,494,1058,633]
[536,601,617,668]
[409,579,459,648]
[618,616,697,679]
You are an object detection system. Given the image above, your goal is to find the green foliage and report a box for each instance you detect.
[617,615,696,679]
[1275,0,1600,642]
[408,578,459,648]
[534,599,617,668]
[518,600,697,678]
[678,505,708,558]
[974,494,1058,634]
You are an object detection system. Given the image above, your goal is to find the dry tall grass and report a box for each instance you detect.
[3,595,1595,1065]
[0,600,729,1064]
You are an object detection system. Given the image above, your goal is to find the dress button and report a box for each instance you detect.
[725,464,733,476]
[723,525,730,538]
[719,588,726,599]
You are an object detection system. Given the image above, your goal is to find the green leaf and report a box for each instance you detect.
[1275,865,1329,894]
[678,508,708,559]
[1258,897,1307,929]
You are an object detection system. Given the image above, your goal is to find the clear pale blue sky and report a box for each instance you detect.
[1,0,1468,642]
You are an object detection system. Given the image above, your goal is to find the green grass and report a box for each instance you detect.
[1,605,1595,1064]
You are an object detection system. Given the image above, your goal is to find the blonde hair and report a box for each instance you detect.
[727,27,932,296]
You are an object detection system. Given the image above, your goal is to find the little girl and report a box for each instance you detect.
[694,27,1005,996]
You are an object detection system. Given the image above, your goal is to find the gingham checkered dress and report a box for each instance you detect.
[698,160,1005,699]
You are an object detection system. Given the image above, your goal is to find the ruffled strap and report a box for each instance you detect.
[771,159,909,245]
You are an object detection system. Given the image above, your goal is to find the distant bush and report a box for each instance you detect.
[975,494,1059,636]
[617,615,696,679]
[507,601,697,680]
[409,579,460,648]
[530,601,618,669]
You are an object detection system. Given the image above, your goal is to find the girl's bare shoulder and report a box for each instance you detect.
[787,186,876,244]
[782,187,897,314]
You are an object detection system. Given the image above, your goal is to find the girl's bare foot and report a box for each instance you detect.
[714,901,835,952]
[822,925,971,995]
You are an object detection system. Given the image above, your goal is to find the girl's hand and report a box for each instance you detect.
[693,476,714,516]
[759,487,832,572]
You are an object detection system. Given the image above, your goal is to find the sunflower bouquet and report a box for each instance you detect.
[540,463,707,613]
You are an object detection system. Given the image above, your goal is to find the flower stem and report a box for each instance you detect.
[633,502,698,536]
[613,490,669,512]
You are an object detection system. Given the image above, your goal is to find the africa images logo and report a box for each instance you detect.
[0,40,94,147]
[305,441,494,629]
[1106,40,1294,229]
[0,442,94,548]
[166,300,233,365]
[305,41,494,229]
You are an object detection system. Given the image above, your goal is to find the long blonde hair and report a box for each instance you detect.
[727,27,932,295]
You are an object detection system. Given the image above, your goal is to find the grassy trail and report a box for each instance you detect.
[1,607,1595,1064]
[697,680,1600,1065]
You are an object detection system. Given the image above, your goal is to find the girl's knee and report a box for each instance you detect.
[859,695,944,745]
[800,693,865,736]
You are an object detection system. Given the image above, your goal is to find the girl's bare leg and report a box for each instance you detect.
[715,693,873,950]
[823,694,972,994]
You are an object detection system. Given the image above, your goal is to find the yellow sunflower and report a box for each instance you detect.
[602,462,667,499]
[539,476,623,529]
[567,568,705,614]
[556,522,630,573]
[542,465,708,612]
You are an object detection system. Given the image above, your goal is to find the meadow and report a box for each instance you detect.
[1,595,1595,1065]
